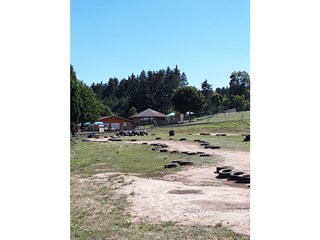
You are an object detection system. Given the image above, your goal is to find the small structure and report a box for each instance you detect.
[99,116,133,130]
[130,108,167,126]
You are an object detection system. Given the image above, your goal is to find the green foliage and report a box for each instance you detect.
[75,64,250,120]
[201,79,214,112]
[70,65,81,133]
[128,106,137,117]
[172,86,205,114]
[210,92,224,113]
[228,71,250,96]
[70,65,112,129]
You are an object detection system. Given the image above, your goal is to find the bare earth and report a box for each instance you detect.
[86,139,250,236]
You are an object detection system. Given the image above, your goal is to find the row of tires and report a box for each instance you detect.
[216,166,250,184]
[164,160,194,168]
[194,139,221,149]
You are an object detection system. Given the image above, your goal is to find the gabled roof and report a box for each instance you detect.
[130,108,167,118]
[99,116,133,122]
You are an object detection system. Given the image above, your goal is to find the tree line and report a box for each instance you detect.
[70,64,250,132]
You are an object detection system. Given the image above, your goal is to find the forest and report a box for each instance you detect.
[70,64,250,132]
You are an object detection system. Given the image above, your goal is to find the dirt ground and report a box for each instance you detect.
[86,139,250,236]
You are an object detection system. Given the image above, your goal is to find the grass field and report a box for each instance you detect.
[71,112,250,239]
[71,141,205,177]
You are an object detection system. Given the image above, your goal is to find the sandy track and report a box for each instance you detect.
[85,139,250,235]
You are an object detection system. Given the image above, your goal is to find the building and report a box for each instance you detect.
[130,108,167,126]
[99,116,133,130]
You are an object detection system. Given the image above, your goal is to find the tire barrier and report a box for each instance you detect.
[164,163,179,168]
[237,174,250,183]
[131,139,137,141]
[142,142,148,145]
[180,138,187,141]
[164,160,194,168]
[155,137,161,140]
[210,146,221,149]
[200,153,211,157]
[243,134,250,142]
[216,166,234,173]
[228,171,245,180]
[194,139,201,142]
[204,145,221,149]
[187,152,198,155]
[214,165,250,185]
[160,149,168,152]
[200,133,210,135]
[218,168,233,177]
[110,138,122,141]
[172,160,182,164]
[200,142,210,146]
[179,161,194,166]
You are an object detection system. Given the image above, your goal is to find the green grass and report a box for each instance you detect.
[71,176,249,240]
[195,111,250,123]
[71,141,218,177]
[119,134,249,152]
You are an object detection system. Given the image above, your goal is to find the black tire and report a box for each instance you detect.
[216,166,234,173]
[187,152,197,155]
[204,145,213,149]
[218,168,233,177]
[179,161,194,166]
[181,151,189,154]
[200,153,211,157]
[142,142,148,145]
[164,163,179,168]
[156,137,161,140]
[237,174,250,183]
[200,142,210,146]
[131,139,137,141]
[160,149,168,152]
[194,139,201,142]
[172,160,182,164]
[170,150,177,154]
[200,133,210,135]
[228,171,245,180]
[211,146,221,149]
[180,138,187,141]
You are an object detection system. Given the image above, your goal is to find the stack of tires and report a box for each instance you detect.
[216,166,250,184]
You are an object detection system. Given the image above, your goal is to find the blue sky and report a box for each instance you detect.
[71,0,249,89]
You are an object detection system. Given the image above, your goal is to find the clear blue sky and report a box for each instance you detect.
[71,0,249,89]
